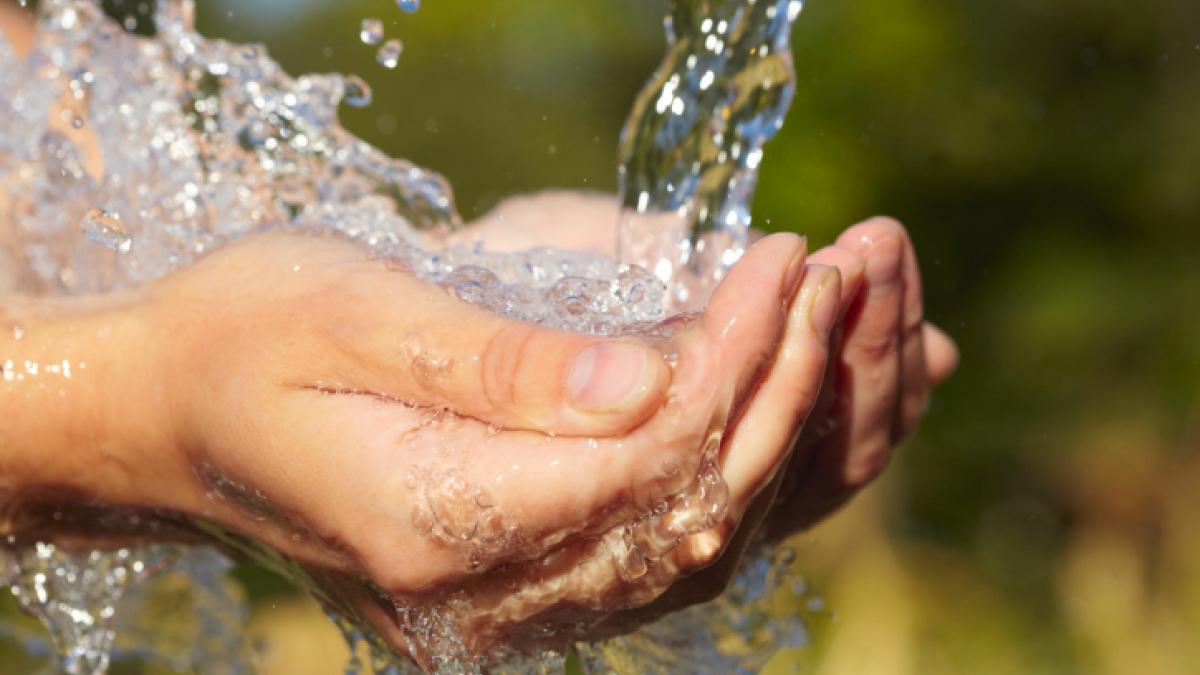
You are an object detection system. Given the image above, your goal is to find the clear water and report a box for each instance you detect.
[377,39,403,70]
[618,0,803,309]
[360,18,384,46]
[0,0,812,672]
[1,543,251,674]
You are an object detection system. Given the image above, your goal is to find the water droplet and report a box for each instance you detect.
[396,0,420,13]
[359,18,383,46]
[81,209,133,254]
[376,39,403,69]
[70,116,84,129]
[341,75,373,108]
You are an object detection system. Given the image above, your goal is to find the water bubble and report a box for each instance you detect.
[376,39,403,69]
[341,75,373,108]
[81,209,133,254]
[360,17,384,45]
[396,0,420,13]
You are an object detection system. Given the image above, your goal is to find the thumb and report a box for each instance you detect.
[337,269,671,437]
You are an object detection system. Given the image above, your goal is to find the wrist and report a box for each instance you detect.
[0,291,177,514]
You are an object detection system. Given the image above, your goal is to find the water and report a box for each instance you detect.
[361,18,384,46]
[80,209,133,254]
[377,39,403,70]
[0,0,810,672]
[618,0,803,309]
[3,543,169,675]
[343,74,375,108]
[1,544,251,674]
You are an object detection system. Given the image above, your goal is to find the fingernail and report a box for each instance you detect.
[806,267,840,337]
[783,238,808,297]
[865,234,903,285]
[568,342,658,413]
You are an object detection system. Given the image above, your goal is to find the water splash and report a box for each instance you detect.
[578,545,820,674]
[2,543,172,674]
[343,74,376,108]
[0,0,809,672]
[377,39,403,69]
[361,18,384,46]
[80,208,132,254]
[618,0,803,309]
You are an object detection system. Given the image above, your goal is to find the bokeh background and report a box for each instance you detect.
[3,0,1200,673]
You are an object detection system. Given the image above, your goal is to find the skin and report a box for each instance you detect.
[0,5,957,666]
[461,192,958,537]
[0,229,834,660]
[457,193,958,633]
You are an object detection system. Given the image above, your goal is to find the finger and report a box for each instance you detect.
[895,225,930,441]
[597,231,807,576]
[291,236,806,591]
[521,232,806,578]
[332,268,671,437]
[720,265,840,514]
[828,217,906,486]
[924,322,959,385]
[808,243,866,319]
[698,232,808,408]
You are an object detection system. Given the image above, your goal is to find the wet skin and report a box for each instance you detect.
[456,193,958,637]
[0,196,955,665]
[0,10,957,665]
[463,192,959,538]
[1,229,833,662]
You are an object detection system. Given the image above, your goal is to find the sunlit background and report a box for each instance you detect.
[3,0,1200,673]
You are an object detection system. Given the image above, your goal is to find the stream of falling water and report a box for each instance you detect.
[618,0,802,310]
[0,0,816,672]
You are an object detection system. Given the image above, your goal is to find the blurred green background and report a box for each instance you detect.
[6,0,1200,672]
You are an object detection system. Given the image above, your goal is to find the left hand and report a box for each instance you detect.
[456,191,959,614]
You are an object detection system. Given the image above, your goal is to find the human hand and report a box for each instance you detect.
[762,216,959,539]
[442,193,957,638]
[460,188,892,526]
[1,226,835,665]
[152,230,835,662]
[460,191,958,537]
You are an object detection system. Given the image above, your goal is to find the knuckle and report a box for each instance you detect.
[843,438,893,489]
[844,329,900,363]
[480,321,538,414]
[778,360,825,417]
